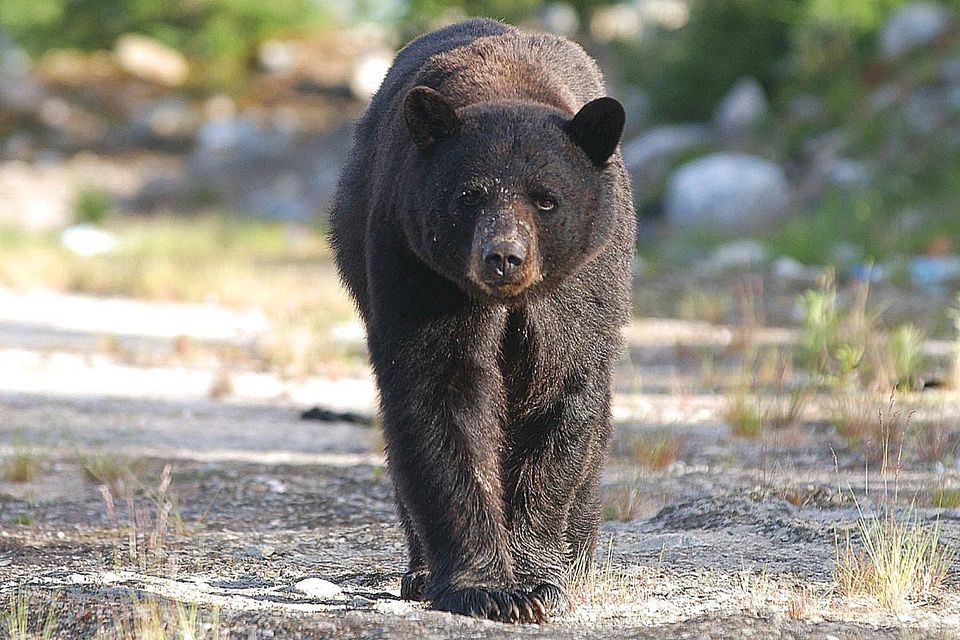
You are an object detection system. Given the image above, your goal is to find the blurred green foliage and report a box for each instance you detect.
[622,0,912,122]
[0,0,328,87]
[0,0,924,101]
[404,0,613,24]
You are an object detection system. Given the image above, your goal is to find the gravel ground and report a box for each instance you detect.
[2,287,959,638]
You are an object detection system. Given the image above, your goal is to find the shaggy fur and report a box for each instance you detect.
[329,18,635,623]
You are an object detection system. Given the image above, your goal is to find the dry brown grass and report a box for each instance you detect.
[834,512,953,612]
[2,445,43,483]
[3,590,58,640]
[602,482,663,522]
[0,216,361,377]
[100,592,220,640]
[567,538,651,607]
[629,430,683,470]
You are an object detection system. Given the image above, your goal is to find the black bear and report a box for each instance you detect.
[329,18,634,623]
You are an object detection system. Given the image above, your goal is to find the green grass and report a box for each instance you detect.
[932,488,960,509]
[724,392,763,439]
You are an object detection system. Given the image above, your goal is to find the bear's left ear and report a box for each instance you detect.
[565,97,625,167]
[404,86,461,151]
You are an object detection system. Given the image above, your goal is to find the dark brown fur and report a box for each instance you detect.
[329,18,635,623]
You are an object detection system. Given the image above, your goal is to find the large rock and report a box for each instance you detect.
[664,153,790,233]
[714,77,768,138]
[622,124,711,195]
[879,2,951,60]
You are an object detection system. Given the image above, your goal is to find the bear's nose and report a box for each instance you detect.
[483,241,526,278]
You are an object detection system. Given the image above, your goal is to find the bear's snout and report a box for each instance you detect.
[469,206,540,297]
[482,239,527,282]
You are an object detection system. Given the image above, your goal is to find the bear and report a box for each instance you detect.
[329,18,635,623]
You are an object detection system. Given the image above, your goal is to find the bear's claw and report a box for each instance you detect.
[432,586,548,624]
[400,569,429,601]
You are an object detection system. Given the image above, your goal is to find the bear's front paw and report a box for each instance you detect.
[400,569,430,601]
[530,582,571,617]
[432,586,547,624]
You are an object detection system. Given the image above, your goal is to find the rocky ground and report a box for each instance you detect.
[2,285,960,639]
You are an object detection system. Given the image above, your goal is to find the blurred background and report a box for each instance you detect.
[1,0,959,373]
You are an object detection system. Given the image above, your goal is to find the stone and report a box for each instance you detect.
[349,50,393,102]
[134,98,198,146]
[294,577,343,599]
[621,124,711,194]
[714,77,768,138]
[0,71,45,114]
[538,2,580,36]
[664,153,790,233]
[590,4,642,41]
[258,39,298,74]
[60,224,118,257]
[825,158,872,192]
[702,240,769,272]
[115,34,190,87]
[909,255,960,288]
[772,257,820,284]
[879,2,951,61]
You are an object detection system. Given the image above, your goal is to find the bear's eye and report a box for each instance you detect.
[534,195,558,212]
[458,188,485,207]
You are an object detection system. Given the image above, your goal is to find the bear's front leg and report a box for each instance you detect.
[369,292,548,623]
[504,367,614,618]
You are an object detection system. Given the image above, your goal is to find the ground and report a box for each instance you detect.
[2,280,960,639]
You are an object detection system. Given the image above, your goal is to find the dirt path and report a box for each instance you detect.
[2,287,959,638]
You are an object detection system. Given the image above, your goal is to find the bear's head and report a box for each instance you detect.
[400,86,625,302]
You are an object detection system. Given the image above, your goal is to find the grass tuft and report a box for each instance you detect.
[3,590,57,640]
[629,430,683,470]
[834,510,953,612]
[2,445,43,483]
[567,537,650,607]
[105,592,219,640]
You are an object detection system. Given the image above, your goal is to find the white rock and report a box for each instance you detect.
[350,50,393,102]
[259,39,298,74]
[714,77,768,137]
[538,2,580,36]
[772,256,821,284]
[664,153,790,233]
[703,240,768,272]
[294,577,343,599]
[115,34,189,86]
[879,2,951,60]
[826,158,872,191]
[137,98,198,142]
[590,4,643,41]
[61,224,117,257]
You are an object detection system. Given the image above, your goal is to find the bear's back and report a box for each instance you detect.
[368,18,605,135]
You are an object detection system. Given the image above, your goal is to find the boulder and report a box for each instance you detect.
[714,77,768,138]
[664,153,790,233]
[879,2,951,61]
[622,124,711,195]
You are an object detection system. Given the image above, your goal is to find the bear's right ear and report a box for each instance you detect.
[404,86,461,150]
